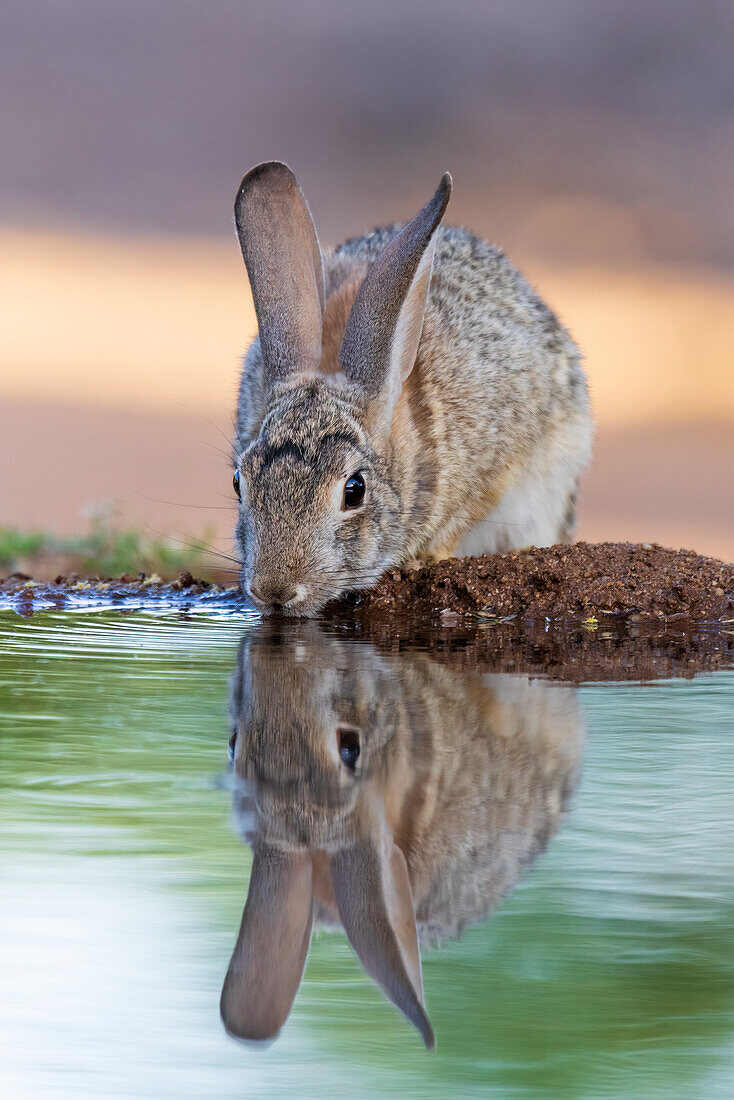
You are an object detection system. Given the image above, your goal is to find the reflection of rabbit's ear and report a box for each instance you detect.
[220,845,313,1042]
[330,838,434,1049]
[234,161,326,387]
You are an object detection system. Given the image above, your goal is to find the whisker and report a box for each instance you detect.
[130,515,244,569]
[171,400,235,452]
[129,491,236,510]
[197,440,240,465]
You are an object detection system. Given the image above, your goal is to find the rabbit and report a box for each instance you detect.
[221,621,585,1048]
[231,161,593,615]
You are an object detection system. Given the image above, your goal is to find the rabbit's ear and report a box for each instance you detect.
[330,837,435,1049]
[339,174,451,411]
[235,161,326,386]
[220,844,313,1042]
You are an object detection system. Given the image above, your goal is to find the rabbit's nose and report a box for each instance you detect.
[248,581,298,608]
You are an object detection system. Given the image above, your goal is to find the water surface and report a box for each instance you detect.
[1,609,733,1098]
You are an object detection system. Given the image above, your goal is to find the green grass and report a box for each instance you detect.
[0,519,221,580]
[0,529,47,563]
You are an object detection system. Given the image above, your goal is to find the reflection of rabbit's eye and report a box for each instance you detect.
[337,728,361,769]
[343,472,365,509]
[232,470,241,500]
[228,731,236,762]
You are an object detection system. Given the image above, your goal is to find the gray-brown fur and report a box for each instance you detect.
[234,162,325,385]
[233,163,593,614]
[223,623,585,1044]
[339,173,451,396]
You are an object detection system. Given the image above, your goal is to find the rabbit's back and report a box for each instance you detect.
[325,224,592,556]
[327,222,585,416]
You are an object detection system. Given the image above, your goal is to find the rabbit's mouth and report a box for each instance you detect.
[245,558,390,616]
[253,595,324,619]
[246,575,358,617]
[246,581,320,617]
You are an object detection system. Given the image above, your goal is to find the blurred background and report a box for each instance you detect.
[1,0,733,575]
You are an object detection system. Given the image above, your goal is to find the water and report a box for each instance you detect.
[1,608,733,1099]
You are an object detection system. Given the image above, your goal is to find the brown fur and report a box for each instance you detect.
[317,276,362,375]
[233,163,593,614]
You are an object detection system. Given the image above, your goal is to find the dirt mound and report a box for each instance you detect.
[332,542,734,623]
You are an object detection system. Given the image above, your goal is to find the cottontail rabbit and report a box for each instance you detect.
[221,622,585,1047]
[232,162,592,614]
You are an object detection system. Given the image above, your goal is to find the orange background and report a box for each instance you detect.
[1,2,732,561]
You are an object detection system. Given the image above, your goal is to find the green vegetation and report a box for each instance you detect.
[0,528,47,563]
[0,518,220,579]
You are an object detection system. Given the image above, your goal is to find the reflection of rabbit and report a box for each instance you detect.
[222,623,585,1048]
[232,162,593,615]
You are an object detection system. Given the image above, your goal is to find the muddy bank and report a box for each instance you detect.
[332,541,734,623]
[1,543,733,625]
[0,570,240,617]
[1,543,733,682]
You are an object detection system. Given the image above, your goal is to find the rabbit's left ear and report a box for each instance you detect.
[330,836,434,1049]
[234,161,326,387]
[339,174,451,416]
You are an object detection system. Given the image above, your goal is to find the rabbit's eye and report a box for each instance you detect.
[233,469,241,500]
[337,728,360,770]
[343,472,365,510]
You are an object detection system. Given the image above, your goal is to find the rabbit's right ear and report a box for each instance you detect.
[339,174,451,421]
[220,844,313,1042]
[330,837,435,1049]
[234,161,326,387]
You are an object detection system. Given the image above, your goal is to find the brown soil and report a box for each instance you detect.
[332,542,734,623]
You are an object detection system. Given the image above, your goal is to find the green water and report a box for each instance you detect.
[1,609,733,1099]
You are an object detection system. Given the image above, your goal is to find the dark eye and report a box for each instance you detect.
[343,472,365,510]
[338,728,360,770]
[233,469,241,500]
